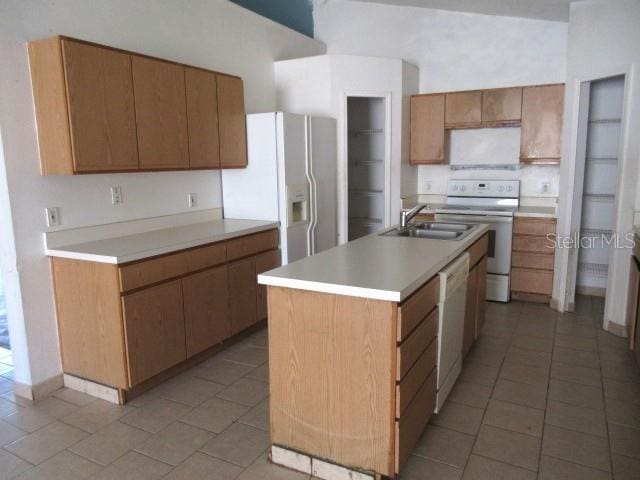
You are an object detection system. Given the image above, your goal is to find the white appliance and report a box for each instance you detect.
[435,180,520,303]
[222,112,337,264]
[435,252,469,413]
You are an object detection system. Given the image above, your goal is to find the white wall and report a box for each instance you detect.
[554,0,640,327]
[0,0,325,387]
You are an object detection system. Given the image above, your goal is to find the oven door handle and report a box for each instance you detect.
[435,214,513,224]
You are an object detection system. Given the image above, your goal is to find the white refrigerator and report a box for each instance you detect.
[222,112,337,265]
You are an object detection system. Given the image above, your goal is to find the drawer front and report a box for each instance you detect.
[397,307,438,380]
[119,242,226,292]
[468,234,488,267]
[227,229,279,261]
[513,217,556,236]
[512,252,555,271]
[396,337,437,417]
[397,275,439,342]
[511,267,553,295]
[513,235,555,254]
[395,367,437,473]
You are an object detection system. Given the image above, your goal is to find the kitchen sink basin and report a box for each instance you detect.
[381,221,476,241]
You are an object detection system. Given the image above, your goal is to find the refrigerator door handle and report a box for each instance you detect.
[304,117,317,256]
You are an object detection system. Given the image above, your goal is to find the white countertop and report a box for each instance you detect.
[514,206,557,219]
[259,224,489,302]
[46,219,279,264]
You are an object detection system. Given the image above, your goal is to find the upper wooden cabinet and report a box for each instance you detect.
[132,56,189,169]
[410,94,445,164]
[28,35,247,174]
[482,87,522,125]
[520,84,564,163]
[217,74,248,168]
[445,91,482,128]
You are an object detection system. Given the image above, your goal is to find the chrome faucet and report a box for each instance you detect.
[400,204,428,229]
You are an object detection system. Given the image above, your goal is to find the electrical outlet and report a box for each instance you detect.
[541,181,551,194]
[111,186,123,205]
[188,193,198,208]
[45,207,60,227]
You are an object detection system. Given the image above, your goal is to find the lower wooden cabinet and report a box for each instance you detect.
[255,249,282,321]
[463,264,478,357]
[229,257,258,336]
[122,280,187,385]
[476,257,487,335]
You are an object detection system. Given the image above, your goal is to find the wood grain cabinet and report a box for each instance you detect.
[410,94,445,164]
[28,35,247,174]
[255,249,282,321]
[229,257,258,336]
[520,84,565,163]
[482,87,522,125]
[463,237,488,357]
[445,91,482,128]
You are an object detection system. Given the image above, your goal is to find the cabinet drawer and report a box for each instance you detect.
[512,252,555,271]
[227,229,279,261]
[397,307,438,380]
[513,217,556,236]
[119,242,226,292]
[468,234,488,267]
[511,267,553,295]
[397,276,439,342]
[513,235,555,254]
[396,337,437,417]
[395,367,437,473]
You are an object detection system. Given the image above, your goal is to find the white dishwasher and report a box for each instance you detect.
[435,252,469,413]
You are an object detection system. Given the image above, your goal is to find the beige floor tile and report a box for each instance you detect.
[3,406,56,433]
[135,421,213,466]
[0,418,26,447]
[61,399,134,433]
[554,334,597,352]
[92,451,171,480]
[244,329,268,348]
[597,331,629,351]
[458,363,499,388]
[603,377,640,405]
[120,398,191,434]
[181,397,249,433]
[217,378,269,407]
[612,453,640,480]
[399,455,462,480]
[219,344,268,367]
[598,346,634,365]
[538,455,611,480]
[193,358,254,386]
[245,363,269,383]
[600,358,640,383]
[504,346,551,369]
[500,362,549,387]
[4,421,87,465]
[483,399,543,437]
[472,425,540,471]
[69,420,150,466]
[430,401,484,435]
[0,449,32,479]
[154,376,225,407]
[463,346,505,368]
[462,454,536,480]
[605,397,640,429]
[541,425,611,471]
[51,388,97,407]
[12,450,102,480]
[510,335,553,353]
[544,400,607,437]
[200,422,270,467]
[447,381,492,409]
[412,425,474,468]
[515,322,555,340]
[548,379,604,410]
[555,321,596,338]
[491,379,547,410]
[608,423,640,460]
[550,363,601,387]
[163,452,243,480]
[552,347,599,369]
[237,452,309,480]
[0,397,21,417]
[237,398,269,432]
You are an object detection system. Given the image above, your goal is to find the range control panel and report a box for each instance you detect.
[446,180,520,198]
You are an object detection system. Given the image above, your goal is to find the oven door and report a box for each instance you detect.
[434,214,513,275]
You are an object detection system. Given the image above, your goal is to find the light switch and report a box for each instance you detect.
[45,207,61,227]
[188,193,198,208]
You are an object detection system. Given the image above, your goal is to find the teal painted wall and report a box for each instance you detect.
[230,0,314,37]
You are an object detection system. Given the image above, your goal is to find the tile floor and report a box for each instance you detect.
[0,296,639,479]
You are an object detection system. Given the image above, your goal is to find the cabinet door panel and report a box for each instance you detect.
[185,67,220,169]
[255,249,281,321]
[445,91,482,127]
[132,56,189,169]
[122,280,186,386]
[520,84,564,162]
[183,266,229,357]
[463,265,478,357]
[229,257,257,335]
[410,95,445,164]
[482,87,522,125]
[476,257,487,337]
[62,39,138,172]
[217,74,247,168]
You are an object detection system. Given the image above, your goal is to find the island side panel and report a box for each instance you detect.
[267,286,397,476]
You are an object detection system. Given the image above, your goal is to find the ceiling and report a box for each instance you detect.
[350,0,580,21]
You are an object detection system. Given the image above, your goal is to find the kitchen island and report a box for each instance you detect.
[258,224,489,478]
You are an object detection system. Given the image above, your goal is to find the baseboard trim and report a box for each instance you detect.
[13,373,64,402]
[606,321,628,338]
[63,374,123,404]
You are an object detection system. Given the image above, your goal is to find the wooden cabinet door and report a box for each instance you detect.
[185,67,220,169]
[476,257,487,337]
[132,56,189,169]
[410,94,445,164]
[122,280,186,386]
[62,39,138,172]
[463,264,478,357]
[520,84,564,163]
[228,257,257,335]
[445,91,481,128]
[217,74,247,168]
[182,266,229,358]
[482,87,522,125]
[255,249,281,321]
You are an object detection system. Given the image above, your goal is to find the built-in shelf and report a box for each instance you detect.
[349,188,383,197]
[578,262,609,278]
[348,217,383,226]
[350,128,383,136]
[588,118,622,124]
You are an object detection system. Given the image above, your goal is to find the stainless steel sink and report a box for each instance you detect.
[381,221,476,241]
